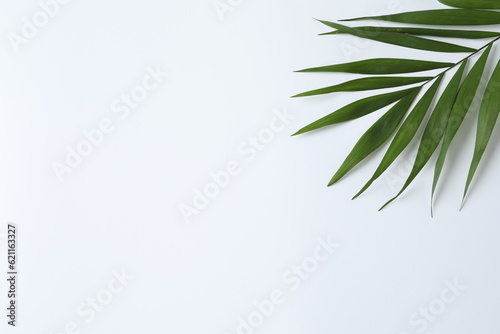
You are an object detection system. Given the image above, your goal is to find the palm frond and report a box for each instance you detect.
[293,0,500,213]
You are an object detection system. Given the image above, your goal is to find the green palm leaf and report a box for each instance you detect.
[380,62,468,211]
[294,1,500,213]
[439,0,500,9]
[296,59,454,74]
[342,9,500,26]
[292,76,432,98]
[318,20,475,53]
[328,89,421,185]
[292,88,417,135]
[353,76,444,199]
[431,45,492,213]
[463,59,500,205]
[321,27,500,39]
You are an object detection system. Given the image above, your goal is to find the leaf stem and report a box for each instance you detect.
[420,36,500,87]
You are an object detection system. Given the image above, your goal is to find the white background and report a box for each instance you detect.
[1,0,500,333]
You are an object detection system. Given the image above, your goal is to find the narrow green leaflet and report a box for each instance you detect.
[463,59,500,204]
[439,0,500,9]
[341,9,500,26]
[318,20,475,53]
[292,88,417,136]
[431,45,492,211]
[380,61,467,211]
[321,27,500,39]
[296,59,454,74]
[292,76,431,98]
[328,89,420,186]
[353,76,443,199]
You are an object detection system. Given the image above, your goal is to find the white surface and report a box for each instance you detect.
[1,0,500,333]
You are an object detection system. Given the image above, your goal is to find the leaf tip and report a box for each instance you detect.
[459,197,466,212]
[379,198,394,211]
[430,194,435,218]
[352,185,368,200]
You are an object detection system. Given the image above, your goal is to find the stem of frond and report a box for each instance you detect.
[420,36,500,87]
